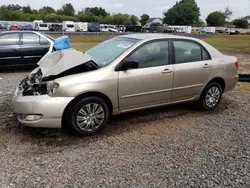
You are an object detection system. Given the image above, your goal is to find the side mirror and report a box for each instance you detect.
[119,60,139,71]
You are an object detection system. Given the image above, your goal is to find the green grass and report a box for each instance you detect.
[61,35,250,53]
[203,35,250,53]
[52,34,113,51]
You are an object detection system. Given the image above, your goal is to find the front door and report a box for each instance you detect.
[171,40,213,102]
[118,40,174,112]
[0,32,22,68]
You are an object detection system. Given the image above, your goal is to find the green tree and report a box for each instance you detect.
[164,0,200,25]
[140,14,150,25]
[101,15,114,24]
[194,19,206,27]
[113,13,131,25]
[7,4,22,12]
[58,3,75,16]
[233,18,248,28]
[39,6,56,14]
[130,15,139,25]
[206,11,225,26]
[22,5,32,14]
[85,7,108,17]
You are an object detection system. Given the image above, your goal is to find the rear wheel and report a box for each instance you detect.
[198,82,223,110]
[64,97,110,136]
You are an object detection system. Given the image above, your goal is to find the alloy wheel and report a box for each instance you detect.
[76,103,105,132]
[205,86,221,108]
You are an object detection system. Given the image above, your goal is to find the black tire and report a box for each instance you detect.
[198,82,223,111]
[63,96,110,136]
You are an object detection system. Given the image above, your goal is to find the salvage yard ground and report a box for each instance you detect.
[0,34,250,187]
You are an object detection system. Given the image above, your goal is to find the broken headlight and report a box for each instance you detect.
[47,81,60,94]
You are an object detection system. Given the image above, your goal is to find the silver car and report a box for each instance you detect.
[12,34,239,136]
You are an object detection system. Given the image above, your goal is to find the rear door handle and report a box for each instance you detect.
[162,69,172,74]
[203,64,211,68]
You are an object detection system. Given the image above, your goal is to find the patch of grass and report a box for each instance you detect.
[203,35,250,53]
[54,34,250,53]
[52,35,114,51]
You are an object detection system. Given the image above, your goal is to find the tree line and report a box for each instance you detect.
[0,1,249,28]
[0,4,139,25]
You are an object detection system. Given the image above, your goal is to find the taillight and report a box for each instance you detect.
[235,61,239,68]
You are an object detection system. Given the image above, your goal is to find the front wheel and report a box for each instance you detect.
[198,82,223,111]
[64,97,110,136]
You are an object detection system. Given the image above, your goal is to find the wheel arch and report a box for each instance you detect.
[206,77,225,92]
[61,91,113,127]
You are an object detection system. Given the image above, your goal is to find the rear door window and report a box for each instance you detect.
[0,33,20,46]
[173,40,202,64]
[40,37,50,45]
[22,33,40,45]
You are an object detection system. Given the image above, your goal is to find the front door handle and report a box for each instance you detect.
[162,69,172,74]
[203,64,211,68]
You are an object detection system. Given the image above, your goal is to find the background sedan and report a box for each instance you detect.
[0,31,54,69]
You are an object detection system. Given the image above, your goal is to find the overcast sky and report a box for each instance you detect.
[1,0,250,20]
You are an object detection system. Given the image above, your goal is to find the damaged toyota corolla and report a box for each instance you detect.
[12,34,238,136]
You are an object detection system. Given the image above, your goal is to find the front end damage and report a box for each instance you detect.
[12,49,98,128]
[17,49,98,96]
[18,68,59,96]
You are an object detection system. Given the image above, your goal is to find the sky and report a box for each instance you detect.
[1,0,250,21]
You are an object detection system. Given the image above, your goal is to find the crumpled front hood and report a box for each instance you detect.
[38,49,94,78]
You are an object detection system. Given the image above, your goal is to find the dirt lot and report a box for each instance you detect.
[1,71,250,187]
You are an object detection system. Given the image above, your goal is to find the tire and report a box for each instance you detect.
[63,96,110,136]
[198,82,223,111]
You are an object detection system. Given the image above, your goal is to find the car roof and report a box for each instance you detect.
[0,30,37,34]
[118,33,201,42]
[118,33,223,57]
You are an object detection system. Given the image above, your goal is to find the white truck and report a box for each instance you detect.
[167,25,192,34]
[62,21,75,32]
[75,22,88,32]
[203,27,216,33]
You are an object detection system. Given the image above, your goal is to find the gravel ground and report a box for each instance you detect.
[0,70,250,188]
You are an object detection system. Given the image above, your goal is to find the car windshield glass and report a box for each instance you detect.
[67,24,74,28]
[85,37,139,67]
[40,24,47,27]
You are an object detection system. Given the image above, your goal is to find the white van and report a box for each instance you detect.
[33,20,43,30]
[62,21,75,32]
[36,23,49,31]
[75,22,88,32]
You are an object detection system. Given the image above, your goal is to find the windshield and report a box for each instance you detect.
[67,24,74,28]
[85,37,139,67]
[40,24,48,27]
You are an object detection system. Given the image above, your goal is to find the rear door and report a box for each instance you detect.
[20,32,50,68]
[0,32,22,68]
[171,39,213,102]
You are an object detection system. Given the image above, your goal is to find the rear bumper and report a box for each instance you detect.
[12,88,74,128]
[224,75,239,92]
